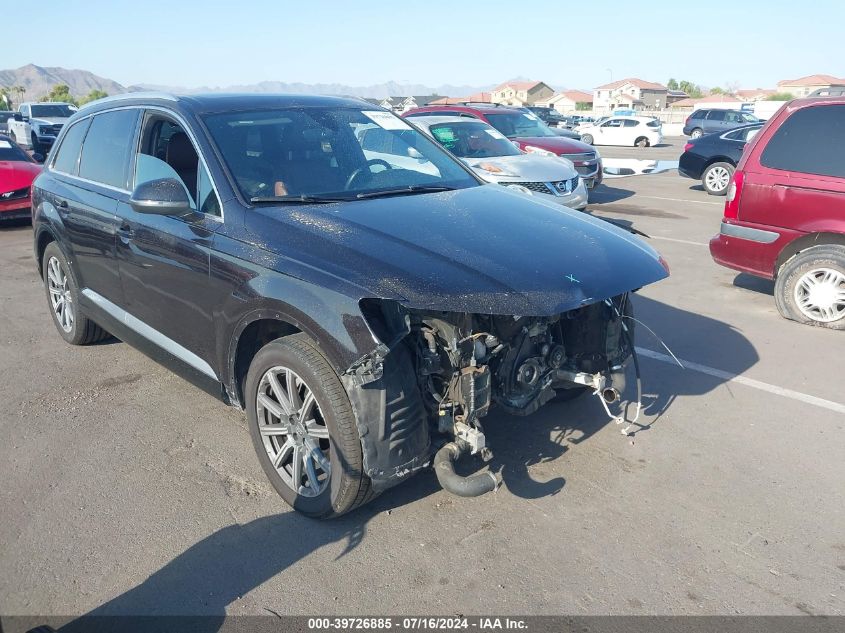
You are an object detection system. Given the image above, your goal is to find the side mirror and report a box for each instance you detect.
[32,153,45,163]
[407,147,424,159]
[129,178,193,215]
[13,112,23,121]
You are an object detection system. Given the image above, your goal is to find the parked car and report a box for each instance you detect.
[683,109,760,139]
[404,103,603,188]
[7,102,77,153]
[577,116,663,147]
[0,111,17,134]
[0,134,43,222]
[679,123,763,195]
[525,106,567,127]
[407,115,588,210]
[808,87,845,97]
[709,97,845,329]
[32,93,668,517]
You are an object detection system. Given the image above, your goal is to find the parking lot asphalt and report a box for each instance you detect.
[0,138,842,618]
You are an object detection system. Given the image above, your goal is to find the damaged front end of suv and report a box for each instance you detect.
[344,288,650,498]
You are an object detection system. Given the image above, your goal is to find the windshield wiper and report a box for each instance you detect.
[355,185,456,200]
[250,194,351,204]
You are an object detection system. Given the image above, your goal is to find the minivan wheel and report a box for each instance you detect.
[690,128,703,139]
[774,246,845,330]
[245,334,372,518]
[702,162,734,195]
[42,242,110,345]
[581,134,594,145]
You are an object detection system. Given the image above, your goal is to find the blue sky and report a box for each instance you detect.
[7,0,844,90]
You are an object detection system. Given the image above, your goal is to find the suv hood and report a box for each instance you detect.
[462,154,577,182]
[513,136,595,155]
[30,117,69,125]
[246,185,668,316]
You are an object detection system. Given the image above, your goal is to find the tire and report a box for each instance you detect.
[245,334,371,518]
[581,134,594,145]
[42,242,110,345]
[31,132,41,154]
[701,161,734,196]
[690,128,703,139]
[774,245,845,330]
[10,130,17,145]
[635,136,649,148]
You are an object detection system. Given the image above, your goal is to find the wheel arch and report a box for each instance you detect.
[774,233,845,278]
[35,225,59,276]
[703,156,736,169]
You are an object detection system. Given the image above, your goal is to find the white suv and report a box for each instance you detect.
[7,102,77,152]
[578,116,663,148]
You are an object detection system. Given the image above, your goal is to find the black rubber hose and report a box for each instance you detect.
[434,441,498,497]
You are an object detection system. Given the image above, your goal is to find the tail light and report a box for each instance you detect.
[723,169,745,220]
[683,142,694,152]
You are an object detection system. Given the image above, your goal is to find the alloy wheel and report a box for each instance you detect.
[705,165,731,192]
[47,256,74,333]
[255,366,331,497]
[793,267,845,323]
[691,129,702,139]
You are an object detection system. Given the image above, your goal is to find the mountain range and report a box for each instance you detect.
[1,64,494,102]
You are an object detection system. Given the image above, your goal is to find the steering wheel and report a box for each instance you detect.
[345,159,393,190]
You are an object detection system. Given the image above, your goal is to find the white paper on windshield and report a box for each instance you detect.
[0,140,11,148]
[485,129,506,140]
[362,110,411,130]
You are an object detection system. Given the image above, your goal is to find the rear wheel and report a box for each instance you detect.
[774,246,845,330]
[41,242,110,345]
[581,133,594,145]
[634,136,649,148]
[690,128,703,139]
[245,334,372,518]
[701,161,734,195]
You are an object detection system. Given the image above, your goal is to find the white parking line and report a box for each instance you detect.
[636,347,845,415]
[636,195,723,206]
[650,236,709,247]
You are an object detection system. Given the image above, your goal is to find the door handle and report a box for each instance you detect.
[117,222,134,241]
[56,200,69,215]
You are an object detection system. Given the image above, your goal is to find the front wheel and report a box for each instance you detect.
[774,246,845,329]
[634,136,649,148]
[245,334,372,518]
[581,133,594,145]
[701,161,734,195]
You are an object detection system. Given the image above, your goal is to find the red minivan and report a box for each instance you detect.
[709,98,845,329]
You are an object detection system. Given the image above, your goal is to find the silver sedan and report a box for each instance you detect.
[410,115,588,210]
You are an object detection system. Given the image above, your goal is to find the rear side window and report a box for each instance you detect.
[690,110,706,119]
[761,105,845,178]
[79,109,139,189]
[707,110,726,121]
[51,118,91,175]
[647,119,661,128]
[622,119,639,127]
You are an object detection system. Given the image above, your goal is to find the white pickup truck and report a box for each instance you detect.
[7,102,77,153]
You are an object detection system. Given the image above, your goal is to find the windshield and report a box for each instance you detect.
[484,112,557,138]
[203,107,479,201]
[428,121,521,158]
[30,104,75,118]
[0,138,31,162]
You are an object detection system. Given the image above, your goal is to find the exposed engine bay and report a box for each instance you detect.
[355,293,639,497]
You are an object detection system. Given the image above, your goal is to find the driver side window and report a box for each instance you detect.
[133,115,221,217]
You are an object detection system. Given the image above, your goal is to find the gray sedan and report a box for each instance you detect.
[410,116,588,210]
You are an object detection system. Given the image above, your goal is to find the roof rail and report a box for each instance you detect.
[78,91,180,109]
[453,101,503,107]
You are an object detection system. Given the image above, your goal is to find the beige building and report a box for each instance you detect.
[776,74,845,97]
[535,90,593,113]
[735,88,777,102]
[593,78,668,112]
[490,81,554,106]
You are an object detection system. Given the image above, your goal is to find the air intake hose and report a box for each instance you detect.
[434,440,498,497]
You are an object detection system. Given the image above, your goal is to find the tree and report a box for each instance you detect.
[667,78,679,91]
[709,87,725,95]
[766,92,795,101]
[78,89,108,105]
[575,101,591,111]
[678,80,703,99]
[13,85,26,106]
[0,88,10,110]
[40,84,77,105]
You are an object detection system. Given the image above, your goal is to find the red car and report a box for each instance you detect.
[0,134,42,221]
[404,103,603,188]
[709,97,845,329]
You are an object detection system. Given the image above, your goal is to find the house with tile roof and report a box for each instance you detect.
[776,74,845,97]
[735,88,777,102]
[535,90,593,113]
[668,94,742,110]
[490,80,554,106]
[592,78,668,112]
[428,92,492,105]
